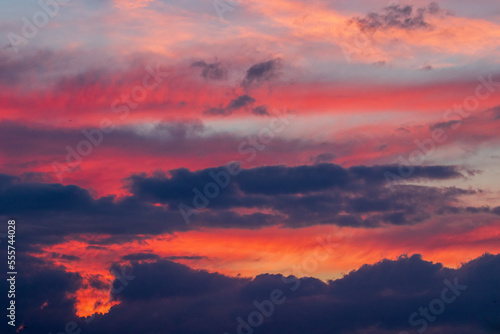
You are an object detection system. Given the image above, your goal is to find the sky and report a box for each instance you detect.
[0,0,500,333]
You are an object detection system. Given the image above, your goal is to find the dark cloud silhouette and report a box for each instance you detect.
[0,175,95,214]
[234,164,465,195]
[110,260,238,302]
[227,94,256,109]
[88,275,110,291]
[191,60,227,80]
[203,95,256,116]
[0,163,493,247]
[243,59,281,86]
[86,245,107,250]
[0,174,190,248]
[352,2,450,32]
[7,253,500,334]
[60,254,81,262]
[129,163,484,228]
[430,119,462,130]
[0,255,82,334]
[234,164,349,195]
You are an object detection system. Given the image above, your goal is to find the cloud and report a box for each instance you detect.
[110,259,239,301]
[0,173,190,247]
[204,94,256,116]
[352,2,451,32]
[191,60,227,80]
[0,175,95,213]
[121,253,160,261]
[227,94,256,109]
[430,119,462,130]
[234,164,465,195]
[252,105,270,116]
[128,163,482,228]
[0,163,491,246]
[0,255,82,333]
[8,253,500,333]
[312,152,336,164]
[88,275,110,291]
[105,253,500,333]
[243,59,282,87]
[202,105,231,116]
[60,254,81,262]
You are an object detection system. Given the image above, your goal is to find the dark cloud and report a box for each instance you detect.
[191,60,227,80]
[9,253,500,334]
[122,253,160,261]
[352,2,450,32]
[0,175,95,213]
[60,254,81,262]
[243,58,281,86]
[86,245,107,250]
[227,94,256,109]
[488,106,500,120]
[88,275,110,291]
[252,105,270,116]
[203,95,256,116]
[110,260,238,302]
[0,174,189,247]
[0,163,491,245]
[234,164,350,195]
[129,163,482,228]
[465,206,491,214]
[202,105,231,116]
[0,255,82,334]
[348,164,466,182]
[430,119,462,130]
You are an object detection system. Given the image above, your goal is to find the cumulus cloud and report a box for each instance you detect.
[0,255,82,333]
[0,163,495,248]
[6,253,500,333]
[128,163,485,228]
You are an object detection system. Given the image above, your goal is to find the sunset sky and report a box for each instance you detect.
[1,0,500,333]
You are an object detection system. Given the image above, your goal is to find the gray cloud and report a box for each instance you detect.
[352,2,451,32]
[243,58,282,87]
[191,60,227,80]
[203,94,256,116]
